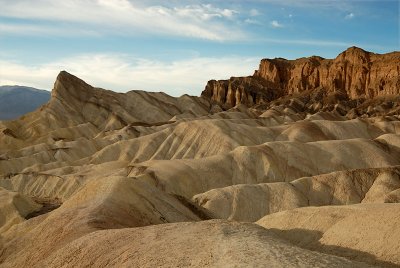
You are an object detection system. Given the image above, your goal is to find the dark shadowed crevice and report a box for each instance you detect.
[25,197,62,220]
[172,194,213,220]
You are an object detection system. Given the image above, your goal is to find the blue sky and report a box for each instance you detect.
[0,0,398,96]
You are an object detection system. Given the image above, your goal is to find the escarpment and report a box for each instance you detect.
[202,47,400,110]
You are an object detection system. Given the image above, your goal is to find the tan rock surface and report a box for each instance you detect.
[0,187,40,233]
[257,203,400,267]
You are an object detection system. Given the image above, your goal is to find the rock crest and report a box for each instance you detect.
[202,47,400,109]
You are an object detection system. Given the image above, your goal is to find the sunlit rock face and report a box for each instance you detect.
[202,47,400,113]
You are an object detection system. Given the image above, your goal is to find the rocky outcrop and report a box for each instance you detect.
[202,76,280,109]
[202,47,400,109]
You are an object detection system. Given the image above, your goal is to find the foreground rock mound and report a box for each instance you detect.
[1,47,400,267]
[40,220,372,268]
[257,203,400,267]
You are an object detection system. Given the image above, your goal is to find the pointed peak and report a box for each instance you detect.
[335,46,371,63]
[343,46,371,55]
[56,70,75,81]
[52,71,94,102]
[345,46,370,55]
[55,71,92,89]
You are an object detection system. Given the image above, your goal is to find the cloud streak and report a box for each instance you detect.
[0,54,259,96]
[0,0,244,41]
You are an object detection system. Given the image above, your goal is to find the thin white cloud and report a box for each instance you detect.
[244,18,262,25]
[173,4,238,21]
[270,20,284,28]
[0,0,244,41]
[0,54,259,96]
[345,12,355,19]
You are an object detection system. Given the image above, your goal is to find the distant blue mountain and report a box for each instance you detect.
[0,86,51,120]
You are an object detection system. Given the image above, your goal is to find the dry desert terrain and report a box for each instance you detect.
[0,47,400,267]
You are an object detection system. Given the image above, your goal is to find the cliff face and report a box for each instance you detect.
[202,47,400,109]
[202,76,280,109]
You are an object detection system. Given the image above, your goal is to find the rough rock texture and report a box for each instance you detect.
[202,76,280,108]
[202,47,400,111]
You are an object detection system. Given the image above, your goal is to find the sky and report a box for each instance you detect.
[0,0,398,96]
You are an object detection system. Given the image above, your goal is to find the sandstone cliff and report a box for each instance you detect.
[202,47,400,109]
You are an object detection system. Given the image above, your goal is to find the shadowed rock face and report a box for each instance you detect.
[202,47,400,110]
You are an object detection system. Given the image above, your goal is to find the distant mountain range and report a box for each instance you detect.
[0,86,50,120]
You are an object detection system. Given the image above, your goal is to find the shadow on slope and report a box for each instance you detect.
[267,228,399,268]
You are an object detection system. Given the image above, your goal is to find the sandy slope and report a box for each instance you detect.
[257,203,400,267]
